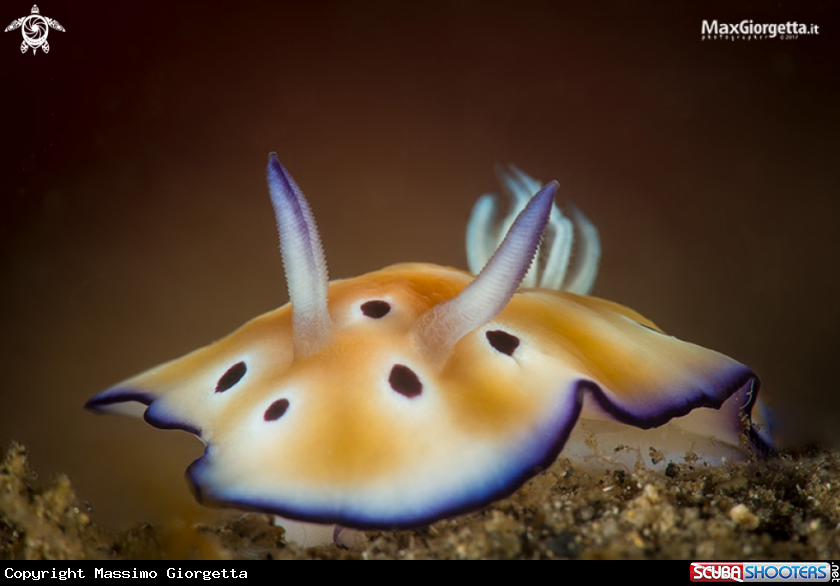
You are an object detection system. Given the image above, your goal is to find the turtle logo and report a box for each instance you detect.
[5,5,65,55]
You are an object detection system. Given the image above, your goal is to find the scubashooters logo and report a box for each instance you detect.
[702,19,819,41]
[690,562,835,582]
[4,5,65,54]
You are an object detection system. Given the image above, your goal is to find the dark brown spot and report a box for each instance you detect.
[361,300,391,318]
[216,361,247,393]
[389,364,422,398]
[486,330,520,356]
[264,399,290,421]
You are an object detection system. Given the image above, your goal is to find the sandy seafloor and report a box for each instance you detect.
[3,442,838,560]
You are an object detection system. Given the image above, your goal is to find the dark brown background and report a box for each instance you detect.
[2,0,838,527]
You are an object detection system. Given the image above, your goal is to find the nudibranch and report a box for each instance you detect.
[87,155,773,530]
